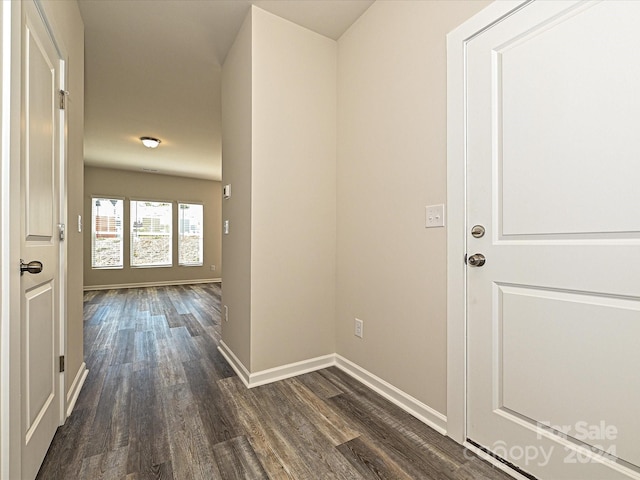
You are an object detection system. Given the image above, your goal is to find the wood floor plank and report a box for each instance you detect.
[124,462,174,480]
[297,369,345,399]
[161,382,222,480]
[329,392,452,480]
[329,390,512,480]
[212,436,269,480]
[183,358,239,445]
[35,406,94,480]
[84,364,133,458]
[133,329,158,370]
[218,376,299,479]
[73,348,109,411]
[126,367,171,475]
[38,284,515,480]
[180,312,206,337]
[168,325,200,363]
[78,446,129,480]
[160,289,185,328]
[321,366,467,456]
[336,435,411,479]
[318,366,511,479]
[193,333,236,380]
[275,377,360,446]
[111,327,135,365]
[150,313,172,341]
[223,376,364,480]
[154,336,188,387]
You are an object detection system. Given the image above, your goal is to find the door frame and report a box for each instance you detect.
[444,0,526,450]
[1,1,23,478]
[0,1,68,477]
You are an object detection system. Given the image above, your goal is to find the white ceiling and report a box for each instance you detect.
[78,0,374,181]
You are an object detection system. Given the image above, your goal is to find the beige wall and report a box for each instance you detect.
[221,0,491,418]
[221,11,253,369]
[250,8,336,371]
[39,0,85,404]
[221,6,337,372]
[336,0,491,415]
[84,166,222,288]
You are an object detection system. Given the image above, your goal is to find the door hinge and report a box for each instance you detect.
[59,355,65,373]
[58,223,65,241]
[59,90,68,110]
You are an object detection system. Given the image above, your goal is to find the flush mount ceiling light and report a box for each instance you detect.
[140,136,161,148]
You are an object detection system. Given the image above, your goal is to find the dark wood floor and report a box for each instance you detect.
[36,284,514,480]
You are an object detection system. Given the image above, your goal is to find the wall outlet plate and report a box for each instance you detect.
[355,318,363,338]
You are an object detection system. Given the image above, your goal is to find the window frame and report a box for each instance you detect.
[129,198,173,268]
[177,201,204,267]
[91,196,125,270]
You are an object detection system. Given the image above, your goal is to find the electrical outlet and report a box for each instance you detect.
[354,318,363,338]
[210,265,216,271]
[224,305,229,322]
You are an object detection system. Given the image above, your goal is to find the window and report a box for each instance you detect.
[178,203,203,266]
[130,200,172,267]
[92,197,124,268]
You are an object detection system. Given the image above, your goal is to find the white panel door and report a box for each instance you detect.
[466,1,640,479]
[20,2,62,479]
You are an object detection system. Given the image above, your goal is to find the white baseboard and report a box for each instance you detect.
[334,355,447,435]
[218,341,334,388]
[66,362,88,418]
[217,342,447,435]
[218,341,251,387]
[247,354,335,388]
[83,278,222,291]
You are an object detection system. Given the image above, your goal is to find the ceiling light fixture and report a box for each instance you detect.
[140,136,161,148]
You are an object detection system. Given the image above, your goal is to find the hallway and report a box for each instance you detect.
[36,284,512,479]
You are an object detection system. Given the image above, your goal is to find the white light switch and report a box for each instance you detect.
[425,204,445,228]
[223,219,230,235]
[223,184,231,199]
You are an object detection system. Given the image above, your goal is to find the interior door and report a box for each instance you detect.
[466,1,640,479]
[20,2,62,479]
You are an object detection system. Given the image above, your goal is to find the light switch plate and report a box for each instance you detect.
[223,220,230,235]
[425,204,445,228]
[223,184,231,199]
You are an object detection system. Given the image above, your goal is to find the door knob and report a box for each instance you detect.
[20,259,43,275]
[467,253,486,267]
